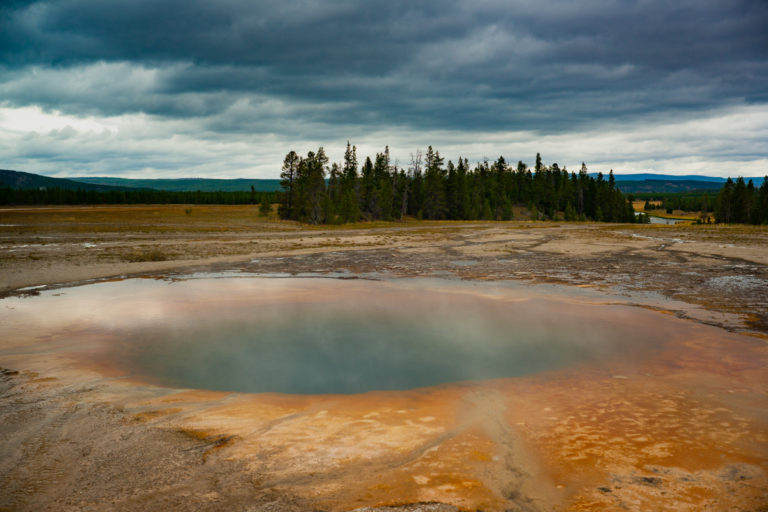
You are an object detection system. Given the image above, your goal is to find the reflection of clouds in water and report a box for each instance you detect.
[71,277,677,394]
[3,277,320,332]
[0,276,684,394]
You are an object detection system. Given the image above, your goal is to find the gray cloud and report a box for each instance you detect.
[2,0,766,130]
[0,0,766,177]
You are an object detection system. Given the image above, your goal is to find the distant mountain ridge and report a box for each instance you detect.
[586,173,764,194]
[590,173,728,182]
[0,170,282,192]
[613,180,724,194]
[71,176,282,192]
[78,173,762,191]
[0,169,142,192]
[3,169,764,196]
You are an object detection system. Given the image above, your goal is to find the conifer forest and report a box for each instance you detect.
[279,143,640,224]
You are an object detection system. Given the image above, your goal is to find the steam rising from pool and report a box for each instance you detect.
[93,277,670,394]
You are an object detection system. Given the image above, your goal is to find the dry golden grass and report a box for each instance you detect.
[0,205,297,234]
[630,200,702,220]
[646,209,699,220]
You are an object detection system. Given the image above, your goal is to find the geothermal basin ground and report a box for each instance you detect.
[0,205,767,511]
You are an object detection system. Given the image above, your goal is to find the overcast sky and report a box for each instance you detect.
[2,0,767,178]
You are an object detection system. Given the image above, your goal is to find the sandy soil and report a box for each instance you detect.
[0,205,767,511]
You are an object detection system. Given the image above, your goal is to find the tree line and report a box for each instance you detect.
[640,192,715,215]
[714,177,768,224]
[0,186,278,206]
[4,151,765,226]
[279,143,639,224]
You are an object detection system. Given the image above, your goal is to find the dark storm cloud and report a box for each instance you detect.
[1,0,767,134]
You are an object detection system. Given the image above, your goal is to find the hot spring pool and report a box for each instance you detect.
[3,275,766,511]
[1,276,679,394]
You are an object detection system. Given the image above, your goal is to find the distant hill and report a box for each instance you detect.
[614,180,725,194]
[71,177,282,192]
[586,173,764,194]
[599,173,728,182]
[0,169,141,192]
[5,169,762,196]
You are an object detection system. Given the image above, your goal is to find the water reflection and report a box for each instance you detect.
[1,276,765,510]
[0,277,682,394]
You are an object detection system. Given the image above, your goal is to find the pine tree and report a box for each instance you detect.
[328,162,342,204]
[307,148,329,224]
[374,150,392,220]
[259,195,272,217]
[758,177,768,224]
[492,156,507,220]
[422,146,447,219]
[446,160,459,219]
[577,162,588,216]
[278,150,300,219]
[457,158,470,219]
[732,177,749,223]
[408,150,424,217]
[393,168,409,221]
[340,141,360,222]
[716,178,734,223]
[360,156,377,219]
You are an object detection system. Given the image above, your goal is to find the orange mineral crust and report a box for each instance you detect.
[0,277,765,511]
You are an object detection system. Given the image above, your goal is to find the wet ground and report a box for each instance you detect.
[1,208,767,337]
